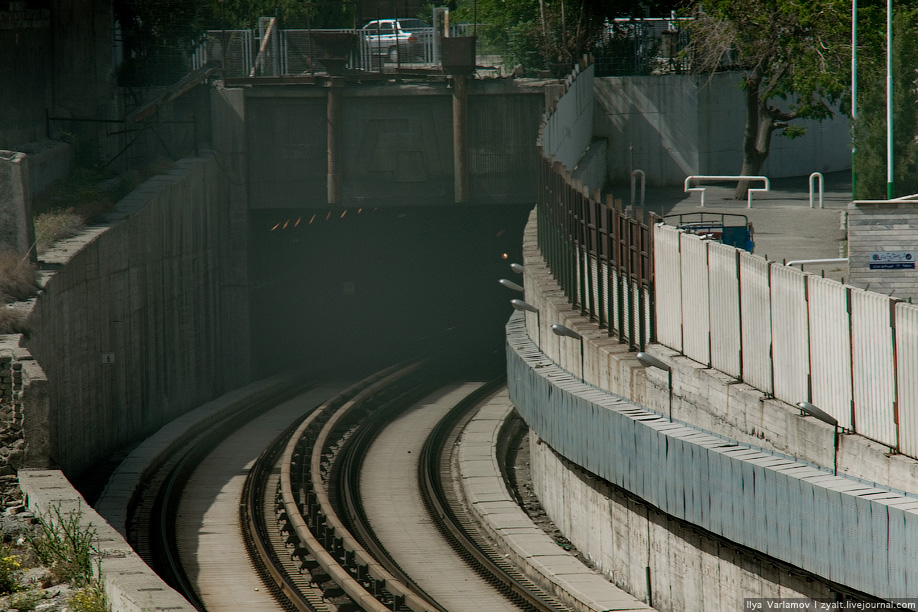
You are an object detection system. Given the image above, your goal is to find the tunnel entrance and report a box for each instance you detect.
[249,203,532,380]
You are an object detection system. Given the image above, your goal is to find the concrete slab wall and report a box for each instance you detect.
[848,202,918,300]
[23,153,250,477]
[527,432,836,610]
[594,72,851,187]
[242,78,546,209]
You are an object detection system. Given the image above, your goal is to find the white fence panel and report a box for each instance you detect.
[770,265,809,404]
[895,303,918,458]
[807,277,853,429]
[850,289,898,448]
[740,253,773,394]
[680,234,710,365]
[654,224,683,351]
[708,242,741,378]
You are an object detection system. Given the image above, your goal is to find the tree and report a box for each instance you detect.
[852,5,918,199]
[687,0,852,197]
[453,0,675,75]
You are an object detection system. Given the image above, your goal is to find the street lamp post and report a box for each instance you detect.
[511,299,541,347]
[797,401,840,475]
[636,352,673,422]
[551,324,584,381]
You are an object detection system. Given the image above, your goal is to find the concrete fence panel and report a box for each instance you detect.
[770,265,809,404]
[739,253,773,395]
[653,224,682,351]
[895,302,918,458]
[850,288,898,448]
[680,233,710,366]
[708,242,741,379]
[807,276,853,429]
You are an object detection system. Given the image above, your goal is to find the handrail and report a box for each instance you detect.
[683,175,770,208]
[809,172,824,208]
[631,169,646,208]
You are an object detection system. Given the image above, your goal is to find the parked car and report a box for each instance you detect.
[361,18,431,62]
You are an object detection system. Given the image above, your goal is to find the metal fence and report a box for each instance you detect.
[536,158,654,351]
[654,224,918,457]
[192,25,482,77]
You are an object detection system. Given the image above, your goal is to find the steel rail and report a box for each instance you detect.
[416,378,568,612]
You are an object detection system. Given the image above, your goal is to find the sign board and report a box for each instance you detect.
[869,251,916,270]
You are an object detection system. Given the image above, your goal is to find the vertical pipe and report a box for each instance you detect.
[852,0,858,198]
[887,0,894,199]
[452,74,469,203]
[327,78,342,204]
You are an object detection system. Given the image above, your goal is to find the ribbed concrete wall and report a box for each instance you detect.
[24,153,250,477]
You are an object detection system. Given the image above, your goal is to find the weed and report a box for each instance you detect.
[0,547,22,595]
[68,581,108,612]
[27,504,97,587]
[8,588,40,610]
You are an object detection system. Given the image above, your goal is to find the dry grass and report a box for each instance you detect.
[33,209,84,255]
[0,251,39,304]
[0,309,30,335]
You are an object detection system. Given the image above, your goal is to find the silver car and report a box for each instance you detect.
[361,18,431,62]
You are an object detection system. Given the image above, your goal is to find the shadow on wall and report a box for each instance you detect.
[248,203,532,379]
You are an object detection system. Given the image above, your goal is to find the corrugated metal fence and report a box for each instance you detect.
[655,224,918,457]
[535,57,918,457]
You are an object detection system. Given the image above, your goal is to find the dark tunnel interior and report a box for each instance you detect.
[248,203,533,381]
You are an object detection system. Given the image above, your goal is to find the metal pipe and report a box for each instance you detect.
[683,175,770,208]
[809,172,824,208]
[785,258,848,267]
[453,73,469,202]
[887,0,894,199]
[326,78,343,204]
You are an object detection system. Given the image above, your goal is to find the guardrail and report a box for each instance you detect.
[683,174,770,208]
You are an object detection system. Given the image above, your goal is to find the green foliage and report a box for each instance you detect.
[27,505,98,587]
[0,548,22,595]
[687,0,852,183]
[853,7,918,199]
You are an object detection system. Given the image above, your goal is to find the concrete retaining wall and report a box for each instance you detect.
[594,73,851,186]
[23,152,251,477]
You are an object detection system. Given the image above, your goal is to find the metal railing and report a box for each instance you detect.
[536,156,654,351]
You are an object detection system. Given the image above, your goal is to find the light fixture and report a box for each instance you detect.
[551,324,584,381]
[511,299,540,347]
[499,278,524,292]
[797,401,840,475]
[510,262,524,274]
[637,351,673,422]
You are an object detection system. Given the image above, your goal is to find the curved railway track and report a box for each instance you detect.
[133,363,571,611]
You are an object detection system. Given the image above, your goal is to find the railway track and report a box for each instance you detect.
[131,363,572,611]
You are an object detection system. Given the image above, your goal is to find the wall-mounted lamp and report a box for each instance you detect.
[551,324,584,381]
[797,401,840,475]
[636,351,673,422]
[510,262,524,274]
[499,278,524,292]
[511,299,540,347]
